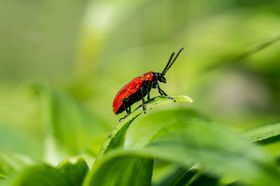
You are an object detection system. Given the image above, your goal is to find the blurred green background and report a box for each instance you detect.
[0,0,279,164]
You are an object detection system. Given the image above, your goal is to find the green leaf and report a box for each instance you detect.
[246,122,280,144]
[57,157,89,186]
[97,95,193,157]
[83,155,153,186]
[185,173,220,186]
[32,85,110,162]
[12,164,68,186]
[203,34,280,72]
[0,124,42,160]
[85,107,280,186]
[139,115,280,186]
[155,166,199,186]
[0,153,33,179]
[83,96,192,186]
[121,95,193,124]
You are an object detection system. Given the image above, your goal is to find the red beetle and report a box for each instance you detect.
[113,48,184,118]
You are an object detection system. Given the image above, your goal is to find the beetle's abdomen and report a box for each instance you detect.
[113,76,145,114]
[115,82,152,114]
[112,73,153,114]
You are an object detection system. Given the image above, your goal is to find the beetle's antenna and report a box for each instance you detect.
[163,52,175,72]
[162,47,184,75]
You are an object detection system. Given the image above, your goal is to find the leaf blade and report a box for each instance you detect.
[246,122,280,144]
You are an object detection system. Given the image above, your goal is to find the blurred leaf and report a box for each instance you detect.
[83,96,192,186]
[12,164,68,186]
[204,34,280,72]
[155,166,199,186]
[246,122,280,144]
[140,116,280,186]
[0,86,46,145]
[186,173,221,186]
[0,153,33,179]
[4,157,89,186]
[57,157,89,186]
[0,124,42,160]
[85,107,280,186]
[76,0,191,76]
[83,155,153,186]
[32,85,110,163]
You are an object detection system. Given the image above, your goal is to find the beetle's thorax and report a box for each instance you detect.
[143,71,154,81]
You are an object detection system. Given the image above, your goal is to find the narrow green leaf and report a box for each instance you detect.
[155,166,199,186]
[49,91,109,154]
[246,122,280,144]
[186,173,219,186]
[32,85,110,163]
[97,95,193,157]
[12,164,68,186]
[204,34,280,71]
[120,95,193,124]
[83,154,153,186]
[57,157,89,186]
[0,153,33,179]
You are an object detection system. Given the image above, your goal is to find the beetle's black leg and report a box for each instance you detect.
[122,98,131,115]
[125,107,130,114]
[158,85,176,102]
[147,92,151,102]
[140,87,146,113]
[156,84,166,96]
[119,98,130,122]
[158,87,167,96]
[124,104,129,114]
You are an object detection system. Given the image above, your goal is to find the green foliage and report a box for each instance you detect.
[247,122,280,144]
[33,85,110,158]
[12,164,69,186]
[2,94,279,185]
[83,98,280,186]
[56,157,89,186]
[0,0,280,185]
[0,153,33,179]
[84,155,153,186]
[3,157,89,186]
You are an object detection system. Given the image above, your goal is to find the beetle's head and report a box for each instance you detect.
[154,72,166,83]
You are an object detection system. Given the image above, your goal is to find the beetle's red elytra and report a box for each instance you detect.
[112,48,184,119]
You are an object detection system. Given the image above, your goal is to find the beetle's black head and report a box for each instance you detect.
[153,72,166,83]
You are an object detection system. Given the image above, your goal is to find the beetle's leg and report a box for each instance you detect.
[158,86,167,96]
[157,85,175,102]
[119,99,130,122]
[155,84,166,96]
[125,107,130,114]
[147,92,151,102]
[140,87,146,113]
[124,105,129,114]
[122,98,131,114]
